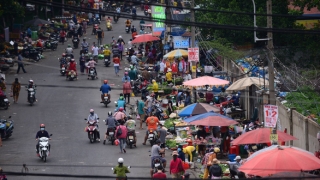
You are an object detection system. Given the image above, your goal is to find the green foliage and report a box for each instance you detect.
[292,0,320,10]
[199,41,245,60]
[166,139,177,148]
[284,86,320,122]
[0,0,25,27]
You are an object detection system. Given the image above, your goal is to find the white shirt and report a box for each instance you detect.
[92,47,99,56]
[160,62,165,72]
[127,41,132,48]
[184,74,192,81]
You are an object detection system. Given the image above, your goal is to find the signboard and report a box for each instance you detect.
[188,48,199,62]
[172,36,189,49]
[152,6,166,35]
[264,105,278,128]
[191,66,196,72]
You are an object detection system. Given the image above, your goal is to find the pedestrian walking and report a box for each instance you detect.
[16,53,27,74]
[170,151,185,179]
[82,20,87,34]
[118,42,124,60]
[113,55,120,76]
[115,120,128,153]
[158,124,167,149]
[96,27,104,46]
[10,78,21,103]
[122,78,132,104]
[137,97,145,129]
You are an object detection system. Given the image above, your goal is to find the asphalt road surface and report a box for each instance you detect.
[0,11,169,180]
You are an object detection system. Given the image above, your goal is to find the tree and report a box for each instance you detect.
[0,0,25,28]
[292,0,320,10]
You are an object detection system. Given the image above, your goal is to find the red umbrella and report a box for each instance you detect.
[231,128,298,145]
[183,112,238,126]
[239,145,320,177]
[131,34,160,44]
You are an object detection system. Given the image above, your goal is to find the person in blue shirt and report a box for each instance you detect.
[100,80,111,103]
[122,72,131,83]
[117,96,126,111]
[26,27,32,38]
[176,90,184,106]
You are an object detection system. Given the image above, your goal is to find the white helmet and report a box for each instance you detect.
[90,109,94,112]
[119,35,122,38]
[29,80,34,83]
[118,157,124,163]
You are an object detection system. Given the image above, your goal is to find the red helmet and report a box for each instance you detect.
[40,124,45,128]
[104,80,108,84]
[62,53,66,57]
[186,139,192,143]
[119,107,124,111]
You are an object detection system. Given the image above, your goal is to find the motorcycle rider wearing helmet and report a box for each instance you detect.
[113,157,130,179]
[114,107,126,123]
[35,124,51,156]
[65,44,74,58]
[150,140,166,177]
[117,96,126,111]
[87,58,97,78]
[59,53,67,68]
[87,109,100,141]
[145,93,155,115]
[125,115,137,147]
[81,38,89,54]
[122,72,131,83]
[67,58,77,77]
[100,80,111,103]
[103,111,118,144]
[143,113,160,145]
[27,79,37,101]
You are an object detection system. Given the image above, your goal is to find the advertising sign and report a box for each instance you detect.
[152,6,166,35]
[188,48,199,62]
[264,105,278,128]
[173,36,189,49]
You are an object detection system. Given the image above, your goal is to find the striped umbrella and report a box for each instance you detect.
[163,49,188,59]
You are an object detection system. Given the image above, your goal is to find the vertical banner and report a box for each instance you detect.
[264,105,278,128]
[4,28,9,42]
[152,6,166,36]
[188,48,199,62]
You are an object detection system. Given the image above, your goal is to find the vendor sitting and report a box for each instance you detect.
[165,68,173,84]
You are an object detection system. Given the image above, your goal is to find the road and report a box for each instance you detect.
[0,11,161,180]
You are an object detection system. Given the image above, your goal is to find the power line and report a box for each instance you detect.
[24,0,320,34]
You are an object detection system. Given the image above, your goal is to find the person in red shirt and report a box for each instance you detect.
[113,55,120,76]
[60,30,66,45]
[152,165,167,179]
[144,4,150,11]
[170,151,185,179]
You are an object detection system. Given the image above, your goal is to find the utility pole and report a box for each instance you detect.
[267,0,275,105]
[190,0,196,79]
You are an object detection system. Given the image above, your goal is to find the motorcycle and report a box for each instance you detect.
[0,116,14,139]
[126,131,136,149]
[84,118,99,143]
[72,37,79,49]
[148,129,158,146]
[106,23,112,31]
[88,67,97,80]
[21,46,42,61]
[0,92,9,110]
[26,86,36,106]
[66,70,77,81]
[93,18,101,25]
[153,103,167,121]
[60,64,66,76]
[125,25,130,33]
[43,40,58,51]
[141,86,149,100]
[103,120,116,144]
[103,93,111,107]
[37,135,52,162]
[144,9,148,16]
[152,155,164,174]
[104,56,111,67]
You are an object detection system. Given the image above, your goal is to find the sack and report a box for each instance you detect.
[117,126,123,136]
[115,139,119,146]
[183,162,190,170]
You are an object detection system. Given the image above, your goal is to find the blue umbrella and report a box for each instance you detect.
[178,103,220,117]
[183,112,238,126]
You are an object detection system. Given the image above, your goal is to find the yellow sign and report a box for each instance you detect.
[270,134,278,141]
[191,66,196,72]
[296,20,320,30]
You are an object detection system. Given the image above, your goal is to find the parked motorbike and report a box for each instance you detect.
[88,67,97,80]
[0,94,10,110]
[66,70,77,81]
[104,56,111,67]
[49,32,59,41]
[84,118,99,143]
[127,131,136,149]
[0,50,14,67]
[0,116,14,139]
[103,93,111,107]
[147,129,158,146]
[26,86,36,106]
[37,135,52,162]
[72,37,80,49]
[21,46,42,61]
[43,40,58,51]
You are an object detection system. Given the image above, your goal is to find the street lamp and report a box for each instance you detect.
[252,0,270,42]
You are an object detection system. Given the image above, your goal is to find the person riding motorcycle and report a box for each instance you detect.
[35,124,51,156]
[114,107,126,123]
[59,53,68,68]
[27,79,37,101]
[100,80,111,103]
[103,111,118,144]
[125,19,131,28]
[143,113,160,145]
[87,109,100,141]
[67,58,77,76]
[106,19,113,30]
[81,38,89,54]
[65,44,74,58]
[125,115,137,147]
[87,58,97,78]
[113,158,130,179]
[103,46,111,60]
